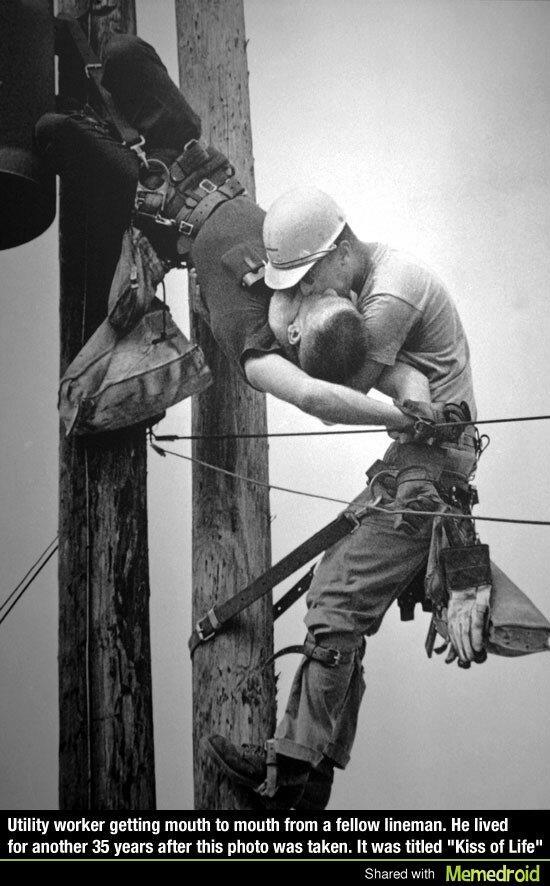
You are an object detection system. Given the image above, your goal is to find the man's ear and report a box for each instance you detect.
[287,322,301,346]
[336,239,352,264]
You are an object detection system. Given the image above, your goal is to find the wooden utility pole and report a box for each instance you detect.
[175,0,276,809]
[57,0,155,809]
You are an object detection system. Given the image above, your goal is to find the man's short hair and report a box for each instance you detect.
[299,303,368,384]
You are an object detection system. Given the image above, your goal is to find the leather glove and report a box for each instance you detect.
[446,584,491,665]
[395,400,471,444]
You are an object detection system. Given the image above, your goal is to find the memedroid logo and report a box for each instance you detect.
[445,866,541,882]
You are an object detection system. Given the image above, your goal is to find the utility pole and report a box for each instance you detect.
[175,0,275,809]
[57,0,155,809]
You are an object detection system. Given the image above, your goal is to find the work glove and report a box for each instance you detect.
[445,584,491,667]
[395,400,471,445]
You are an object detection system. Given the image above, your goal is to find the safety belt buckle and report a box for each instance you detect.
[178,219,194,236]
[195,609,219,643]
[199,178,218,194]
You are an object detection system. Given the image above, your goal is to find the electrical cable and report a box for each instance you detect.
[0,536,58,617]
[0,539,58,628]
[152,413,550,442]
[151,442,550,526]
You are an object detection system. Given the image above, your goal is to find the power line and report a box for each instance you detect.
[0,538,58,628]
[152,412,550,442]
[150,442,348,505]
[0,536,58,617]
[151,442,550,526]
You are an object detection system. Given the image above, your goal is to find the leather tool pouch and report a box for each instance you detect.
[441,544,492,591]
[488,561,550,657]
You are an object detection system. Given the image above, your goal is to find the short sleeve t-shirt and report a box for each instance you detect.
[356,244,477,417]
[191,196,282,374]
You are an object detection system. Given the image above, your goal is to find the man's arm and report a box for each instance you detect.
[374,360,431,402]
[348,357,430,402]
[245,352,412,429]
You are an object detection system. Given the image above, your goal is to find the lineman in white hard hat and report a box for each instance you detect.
[207,184,490,810]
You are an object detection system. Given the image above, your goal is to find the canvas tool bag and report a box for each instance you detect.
[58,228,212,435]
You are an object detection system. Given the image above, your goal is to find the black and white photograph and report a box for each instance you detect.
[0,0,549,862]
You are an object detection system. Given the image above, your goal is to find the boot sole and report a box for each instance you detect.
[202,736,263,790]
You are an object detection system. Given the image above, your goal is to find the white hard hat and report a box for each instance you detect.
[263,187,346,290]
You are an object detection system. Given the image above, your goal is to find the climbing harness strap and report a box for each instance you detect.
[188,507,367,657]
[133,144,246,263]
[272,565,317,621]
[57,17,247,265]
[56,16,146,160]
[256,740,278,799]
[263,634,349,670]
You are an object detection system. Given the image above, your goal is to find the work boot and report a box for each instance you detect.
[295,757,335,811]
[204,735,311,809]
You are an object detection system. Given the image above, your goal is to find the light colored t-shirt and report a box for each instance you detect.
[356,244,477,417]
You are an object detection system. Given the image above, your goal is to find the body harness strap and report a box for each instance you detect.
[188,507,367,657]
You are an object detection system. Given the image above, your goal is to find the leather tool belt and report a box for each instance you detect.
[133,139,246,265]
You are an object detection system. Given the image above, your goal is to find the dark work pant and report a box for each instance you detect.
[35,35,201,326]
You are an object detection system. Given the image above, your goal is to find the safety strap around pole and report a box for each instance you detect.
[188,509,362,656]
[272,564,317,621]
[56,16,144,154]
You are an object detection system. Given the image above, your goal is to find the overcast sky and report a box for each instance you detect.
[1,0,549,810]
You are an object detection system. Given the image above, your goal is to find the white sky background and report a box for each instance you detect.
[1,0,549,810]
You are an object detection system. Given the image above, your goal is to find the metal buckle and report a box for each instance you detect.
[154,213,175,227]
[199,178,217,194]
[196,615,216,643]
[128,135,149,168]
[328,649,342,667]
[84,63,102,79]
[178,219,194,236]
[343,509,361,531]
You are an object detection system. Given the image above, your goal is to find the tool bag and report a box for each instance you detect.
[424,516,550,658]
[58,228,212,435]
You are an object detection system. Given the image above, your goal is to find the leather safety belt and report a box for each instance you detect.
[188,507,367,657]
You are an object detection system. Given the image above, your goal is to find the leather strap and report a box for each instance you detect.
[188,509,363,656]
[272,565,316,621]
[256,740,278,798]
[57,16,143,151]
[266,636,345,669]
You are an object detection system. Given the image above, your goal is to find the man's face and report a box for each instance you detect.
[297,243,353,299]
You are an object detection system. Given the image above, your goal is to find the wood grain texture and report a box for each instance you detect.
[57,0,155,810]
[175,0,275,810]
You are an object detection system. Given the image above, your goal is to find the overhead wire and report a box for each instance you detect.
[152,413,550,442]
[4,410,548,630]
[150,442,550,526]
[0,537,59,628]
